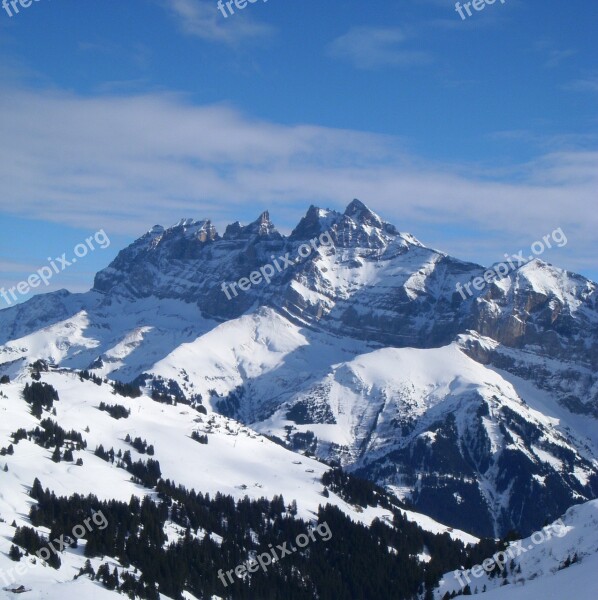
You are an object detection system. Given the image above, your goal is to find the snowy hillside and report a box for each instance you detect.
[130,309,598,538]
[0,367,477,599]
[435,499,598,599]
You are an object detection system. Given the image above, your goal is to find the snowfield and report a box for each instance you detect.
[0,368,475,599]
[435,499,598,599]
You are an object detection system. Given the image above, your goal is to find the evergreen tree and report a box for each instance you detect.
[31,477,44,499]
[8,545,22,562]
[51,446,61,463]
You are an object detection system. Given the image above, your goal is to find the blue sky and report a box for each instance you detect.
[0,0,597,305]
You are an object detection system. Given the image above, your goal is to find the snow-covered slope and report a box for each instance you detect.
[0,294,216,383]
[138,312,598,537]
[0,368,476,599]
[435,499,598,599]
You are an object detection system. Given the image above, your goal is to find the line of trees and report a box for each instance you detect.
[21,472,487,600]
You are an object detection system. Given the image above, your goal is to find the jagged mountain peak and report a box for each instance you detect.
[290,200,404,249]
[138,218,218,249]
[170,218,217,240]
[344,198,383,227]
[289,204,336,240]
[224,210,281,240]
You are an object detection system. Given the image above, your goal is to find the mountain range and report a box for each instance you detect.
[1,199,597,598]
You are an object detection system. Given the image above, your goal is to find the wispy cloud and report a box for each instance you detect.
[327,27,431,70]
[487,130,598,151]
[0,86,596,278]
[0,258,39,274]
[565,75,598,93]
[78,39,152,71]
[0,258,94,304]
[544,49,576,69]
[162,0,273,44]
[533,40,577,69]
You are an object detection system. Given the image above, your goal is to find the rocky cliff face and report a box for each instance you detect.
[91,199,598,411]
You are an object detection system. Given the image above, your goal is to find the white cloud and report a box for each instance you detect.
[544,49,577,69]
[0,86,596,278]
[162,0,273,44]
[0,259,39,273]
[327,27,431,70]
[565,76,598,93]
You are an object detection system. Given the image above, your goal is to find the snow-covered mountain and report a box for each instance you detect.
[1,200,597,540]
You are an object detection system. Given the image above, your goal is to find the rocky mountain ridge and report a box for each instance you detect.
[1,200,597,537]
